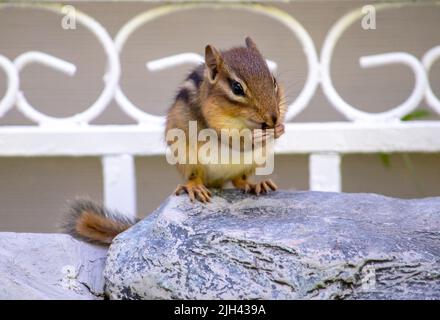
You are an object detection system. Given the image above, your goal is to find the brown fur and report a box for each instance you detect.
[64,38,287,242]
[166,37,287,202]
[62,200,137,245]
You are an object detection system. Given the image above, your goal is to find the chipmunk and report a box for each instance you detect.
[167,36,286,202]
[63,37,286,245]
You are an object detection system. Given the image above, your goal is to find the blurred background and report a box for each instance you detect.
[0,0,439,232]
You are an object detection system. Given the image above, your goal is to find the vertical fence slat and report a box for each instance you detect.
[309,153,341,192]
[102,154,136,218]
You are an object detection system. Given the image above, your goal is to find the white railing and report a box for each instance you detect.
[1,1,440,217]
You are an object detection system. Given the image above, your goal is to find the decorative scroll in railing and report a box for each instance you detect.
[0,2,440,217]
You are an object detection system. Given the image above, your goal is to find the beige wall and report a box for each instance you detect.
[0,1,439,232]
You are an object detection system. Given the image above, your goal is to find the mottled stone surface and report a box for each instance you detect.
[104,190,440,300]
[0,233,107,300]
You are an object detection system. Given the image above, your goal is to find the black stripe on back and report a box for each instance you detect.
[187,69,203,88]
[175,88,190,103]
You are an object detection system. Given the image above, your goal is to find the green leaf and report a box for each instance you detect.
[379,153,391,168]
[401,109,432,121]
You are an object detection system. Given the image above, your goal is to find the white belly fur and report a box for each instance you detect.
[204,162,256,183]
[198,145,263,184]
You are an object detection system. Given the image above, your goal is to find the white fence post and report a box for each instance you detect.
[309,153,341,192]
[102,154,136,218]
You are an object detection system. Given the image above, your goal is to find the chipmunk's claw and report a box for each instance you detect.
[242,183,251,194]
[174,183,212,203]
[235,179,278,195]
[256,179,277,195]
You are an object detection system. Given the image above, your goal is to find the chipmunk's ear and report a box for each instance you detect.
[245,36,259,52]
[205,44,222,83]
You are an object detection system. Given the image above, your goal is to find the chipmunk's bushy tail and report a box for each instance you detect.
[62,200,137,245]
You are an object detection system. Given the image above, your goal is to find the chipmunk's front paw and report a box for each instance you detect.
[249,179,278,195]
[252,123,285,146]
[235,179,278,195]
[274,123,285,139]
[174,182,212,203]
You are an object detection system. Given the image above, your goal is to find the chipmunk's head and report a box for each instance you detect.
[201,37,284,132]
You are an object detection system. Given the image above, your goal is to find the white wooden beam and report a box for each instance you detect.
[0,122,440,156]
[309,153,341,192]
[102,154,136,218]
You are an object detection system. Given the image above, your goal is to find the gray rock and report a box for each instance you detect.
[0,232,107,300]
[104,190,440,300]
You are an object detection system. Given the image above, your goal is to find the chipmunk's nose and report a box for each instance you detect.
[263,113,278,128]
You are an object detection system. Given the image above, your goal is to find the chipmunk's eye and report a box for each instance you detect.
[273,77,278,91]
[230,80,245,96]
